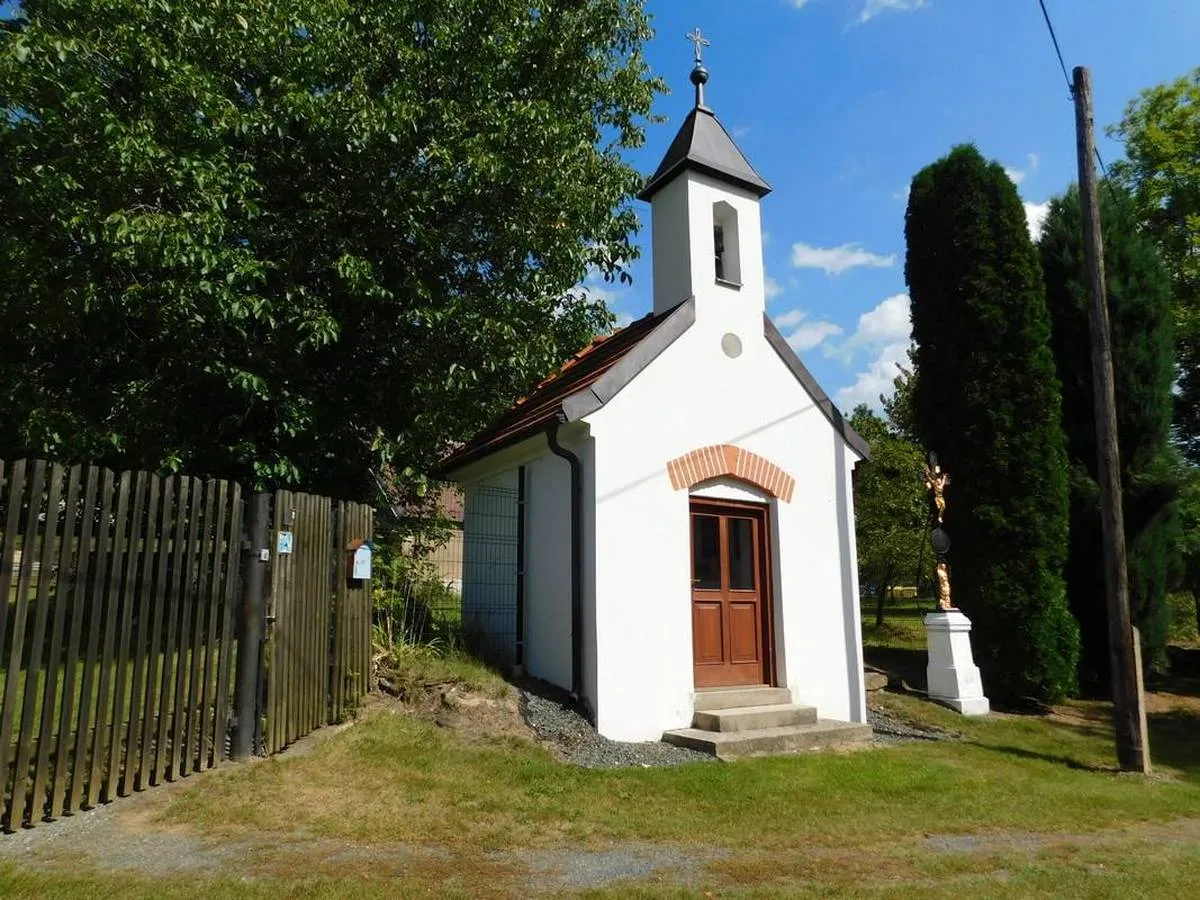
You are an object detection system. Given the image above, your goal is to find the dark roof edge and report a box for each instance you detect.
[762,314,871,460]
[438,299,697,478]
[562,297,696,421]
[435,425,548,480]
[637,158,773,203]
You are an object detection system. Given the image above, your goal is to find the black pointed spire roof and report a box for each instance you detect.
[637,60,771,203]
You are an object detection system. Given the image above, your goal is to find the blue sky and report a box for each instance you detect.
[5,1,1197,412]
[591,0,1200,412]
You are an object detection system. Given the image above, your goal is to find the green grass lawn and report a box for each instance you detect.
[1,625,1198,897]
[862,597,929,651]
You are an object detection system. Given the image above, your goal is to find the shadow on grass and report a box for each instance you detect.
[1148,709,1200,777]
[970,742,1118,773]
[1168,644,1200,667]
[863,646,927,691]
[965,706,1199,777]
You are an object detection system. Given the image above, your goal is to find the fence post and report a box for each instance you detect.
[233,492,270,759]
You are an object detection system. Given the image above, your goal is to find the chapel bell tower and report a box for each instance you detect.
[638,30,772,322]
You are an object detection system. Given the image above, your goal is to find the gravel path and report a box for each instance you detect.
[519,686,714,768]
[520,679,957,761]
[868,706,958,742]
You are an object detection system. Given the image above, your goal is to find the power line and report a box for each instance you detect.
[1095,144,1136,227]
[1037,0,1074,97]
[1035,2,1133,222]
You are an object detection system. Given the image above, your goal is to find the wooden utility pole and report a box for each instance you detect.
[1072,65,1150,774]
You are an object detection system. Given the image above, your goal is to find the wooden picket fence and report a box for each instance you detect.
[0,461,242,831]
[331,500,373,723]
[0,459,375,833]
[262,494,372,755]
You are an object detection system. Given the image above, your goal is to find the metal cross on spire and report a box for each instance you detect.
[686,27,710,65]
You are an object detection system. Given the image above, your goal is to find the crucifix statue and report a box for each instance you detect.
[686,27,710,65]
[924,451,955,612]
[924,455,950,524]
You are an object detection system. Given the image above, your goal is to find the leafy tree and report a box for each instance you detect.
[0,1,661,499]
[849,405,926,626]
[1175,465,1200,635]
[881,346,918,442]
[905,144,1079,705]
[1040,183,1180,688]
[1110,69,1200,464]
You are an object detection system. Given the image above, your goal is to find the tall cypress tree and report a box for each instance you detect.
[1040,183,1179,691]
[905,144,1079,705]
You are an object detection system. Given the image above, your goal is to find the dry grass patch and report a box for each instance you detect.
[156,687,1200,856]
[3,647,1199,897]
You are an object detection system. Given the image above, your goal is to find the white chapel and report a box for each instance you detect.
[441,48,872,754]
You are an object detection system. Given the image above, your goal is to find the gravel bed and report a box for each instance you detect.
[868,706,957,742]
[499,844,725,892]
[519,687,714,768]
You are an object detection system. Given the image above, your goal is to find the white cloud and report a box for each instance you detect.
[835,341,912,411]
[764,276,783,300]
[580,281,620,306]
[791,241,897,275]
[857,0,930,25]
[789,321,845,352]
[1005,152,1040,186]
[732,125,752,138]
[1024,200,1050,241]
[773,308,806,330]
[579,265,634,323]
[790,0,812,8]
[829,292,911,361]
[892,185,911,202]
[852,292,911,346]
[772,308,844,352]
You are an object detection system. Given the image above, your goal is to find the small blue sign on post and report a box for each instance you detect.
[346,539,373,580]
[276,530,294,555]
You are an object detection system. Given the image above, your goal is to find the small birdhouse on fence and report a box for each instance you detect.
[346,539,374,581]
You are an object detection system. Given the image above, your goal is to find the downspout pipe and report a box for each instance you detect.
[546,421,584,705]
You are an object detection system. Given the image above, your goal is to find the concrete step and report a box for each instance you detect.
[693,686,792,712]
[663,720,874,760]
[693,703,817,732]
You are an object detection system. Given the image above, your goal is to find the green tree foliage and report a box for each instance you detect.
[1040,183,1180,688]
[905,144,1079,705]
[849,405,926,626]
[1110,69,1200,464]
[881,346,917,442]
[1176,466,1200,635]
[0,1,661,499]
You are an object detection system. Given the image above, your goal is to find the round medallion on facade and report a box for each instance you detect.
[721,332,743,358]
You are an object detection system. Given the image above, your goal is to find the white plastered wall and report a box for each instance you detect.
[583,175,865,740]
[651,171,766,325]
[522,450,573,689]
[451,428,597,713]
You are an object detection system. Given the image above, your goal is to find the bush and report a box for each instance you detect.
[1168,592,1199,644]
[905,144,1079,704]
[372,533,463,654]
[1041,183,1180,692]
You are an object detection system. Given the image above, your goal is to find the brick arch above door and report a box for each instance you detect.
[666,444,795,503]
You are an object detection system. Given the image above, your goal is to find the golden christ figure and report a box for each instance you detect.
[935,560,953,611]
[924,461,950,524]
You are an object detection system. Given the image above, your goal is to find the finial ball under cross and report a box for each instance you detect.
[686,27,710,65]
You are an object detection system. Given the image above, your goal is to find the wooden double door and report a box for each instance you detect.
[690,499,774,688]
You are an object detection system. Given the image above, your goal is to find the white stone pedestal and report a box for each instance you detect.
[924,610,990,715]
